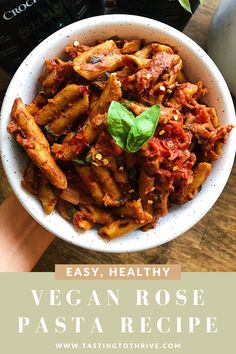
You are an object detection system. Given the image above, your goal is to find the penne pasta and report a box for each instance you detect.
[73,211,93,230]
[115,200,147,223]
[46,93,89,136]
[134,44,152,58]
[89,73,122,120]
[27,92,48,116]
[92,165,122,202]
[8,98,67,189]
[122,55,151,71]
[106,156,129,184]
[151,43,174,54]
[74,40,117,65]
[35,84,86,126]
[98,212,153,239]
[8,37,233,240]
[121,39,142,54]
[40,58,74,95]
[38,181,57,215]
[21,161,40,195]
[184,162,212,200]
[82,73,122,143]
[75,165,104,206]
[60,183,93,205]
[65,42,91,58]
[79,205,114,225]
[77,53,123,81]
[73,40,123,80]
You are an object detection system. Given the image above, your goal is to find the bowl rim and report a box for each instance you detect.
[1,14,235,253]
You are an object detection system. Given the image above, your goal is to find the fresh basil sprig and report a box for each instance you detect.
[108,101,160,153]
[179,0,204,13]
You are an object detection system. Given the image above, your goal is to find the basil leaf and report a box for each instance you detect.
[126,105,160,153]
[68,207,76,218]
[44,125,58,139]
[108,101,160,153]
[73,158,86,165]
[108,101,135,149]
[178,0,192,13]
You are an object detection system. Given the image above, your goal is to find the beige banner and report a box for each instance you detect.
[0,273,236,354]
[55,264,181,280]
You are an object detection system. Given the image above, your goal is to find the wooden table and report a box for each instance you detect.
[1,0,235,271]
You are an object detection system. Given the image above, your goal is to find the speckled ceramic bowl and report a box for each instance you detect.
[1,15,235,253]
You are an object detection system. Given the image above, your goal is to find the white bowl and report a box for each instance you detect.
[1,15,235,253]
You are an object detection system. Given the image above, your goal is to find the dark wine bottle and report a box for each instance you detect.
[0,0,105,74]
[116,0,199,31]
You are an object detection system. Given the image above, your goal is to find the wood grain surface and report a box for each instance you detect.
[1,0,235,271]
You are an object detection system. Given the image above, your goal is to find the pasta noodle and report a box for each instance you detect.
[8,98,67,190]
[7,38,234,240]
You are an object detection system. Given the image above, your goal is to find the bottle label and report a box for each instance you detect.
[0,0,98,74]
[2,0,40,21]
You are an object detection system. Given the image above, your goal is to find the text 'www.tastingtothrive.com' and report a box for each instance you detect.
[55,342,181,350]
